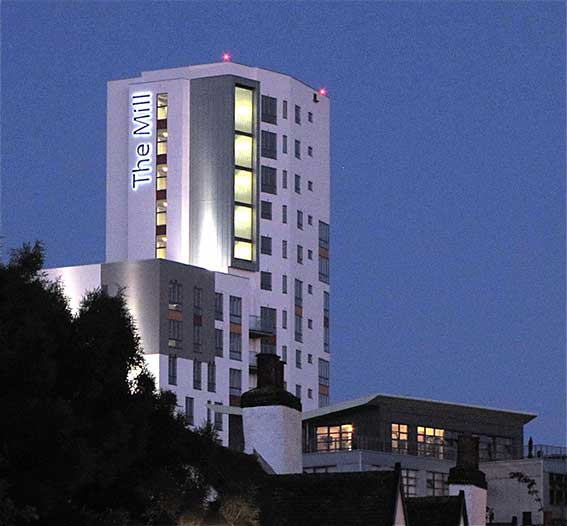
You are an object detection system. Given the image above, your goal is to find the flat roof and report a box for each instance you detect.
[303,392,537,423]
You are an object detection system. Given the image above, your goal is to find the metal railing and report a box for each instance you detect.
[249,315,276,335]
[303,437,566,463]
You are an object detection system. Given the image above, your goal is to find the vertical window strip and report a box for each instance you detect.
[233,86,255,262]
[156,93,168,258]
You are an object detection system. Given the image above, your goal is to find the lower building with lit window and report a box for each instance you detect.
[301,393,567,525]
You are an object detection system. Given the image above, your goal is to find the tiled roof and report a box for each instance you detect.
[406,494,468,526]
[259,470,402,526]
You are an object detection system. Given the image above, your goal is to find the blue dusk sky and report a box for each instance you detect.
[1,2,565,444]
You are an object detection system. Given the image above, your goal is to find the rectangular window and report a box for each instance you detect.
[426,472,449,497]
[168,319,183,342]
[282,240,288,259]
[207,362,216,393]
[261,200,272,220]
[308,284,313,294]
[308,111,313,123]
[193,360,202,390]
[297,245,303,264]
[294,139,301,159]
[283,135,288,154]
[308,249,313,260]
[294,279,303,307]
[418,426,445,459]
[230,332,242,361]
[402,469,418,497]
[282,169,288,189]
[295,384,302,399]
[315,424,353,452]
[295,174,301,194]
[324,325,330,354]
[295,349,302,369]
[319,221,330,250]
[282,310,287,329]
[260,235,272,255]
[234,205,252,239]
[308,353,313,364]
[235,134,253,168]
[260,271,272,291]
[193,286,202,314]
[308,388,313,399]
[308,319,313,329]
[234,168,253,204]
[261,165,277,195]
[295,315,303,343]
[229,296,242,324]
[235,86,253,133]
[168,354,177,385]
[295,105,301,124]
[318,358,330,386]
[281,345,287,363]
[214,402,223,431]
[392,423,409,454]
[193,324,202,352]
[282,100,288,119]
[215,293,223,321]
[261,95,277,124]
[319,393,330,408]
[215,328,223,357]
[261,130,277,159]
[168,280,183,308]
[308,146,313,157]
[282,274,288,294]
[282,205,287,224]
[229,368,242,396]
[185,396,194,425]
[297,210,303,230]
[308,181,313,192]
[319,256,330,284]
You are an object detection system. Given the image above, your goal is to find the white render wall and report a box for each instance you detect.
[106,62,331,412]
[449,484,486,526]
[243,405,302,474]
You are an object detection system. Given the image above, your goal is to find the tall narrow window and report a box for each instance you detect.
[207,362,216,393]
[282,100,288,119]
[283,135,288,154]
[215,292,223,321]
[282,169,288,189]
[229,296,242,324]
[229,368,242,396]
[215,328,223,357]
[233,86,255,262]
[230,332,242,361]
[319,221,330,283]
[261,165,277,194]
[294,139,301,159]
[185,397,194,425]
[193,360,202,390]
[295,105,301,124]
[168,354,177,385]
[261,95,277,124]
[155,93,168,258]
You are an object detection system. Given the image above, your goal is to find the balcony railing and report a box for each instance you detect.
[249,315,276,338]
[303,437,566,463]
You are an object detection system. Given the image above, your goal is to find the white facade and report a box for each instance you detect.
[47,60,332,448]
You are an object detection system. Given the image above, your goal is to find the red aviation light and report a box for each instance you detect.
[319,87,327,96]
[222,52,232,62]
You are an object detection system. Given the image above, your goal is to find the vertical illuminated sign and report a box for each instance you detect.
[130,92,153,190]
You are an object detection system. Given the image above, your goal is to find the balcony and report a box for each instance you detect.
[303,437,566,463]
[249,315,276,338]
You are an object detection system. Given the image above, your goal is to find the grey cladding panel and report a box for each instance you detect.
[189,75,259,272]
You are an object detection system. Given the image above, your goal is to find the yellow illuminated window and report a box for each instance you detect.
[418,426,445,458]
[156,212,167,226]
[157,93,168,120]
[157,140,168,155]
[234,205,252,239]
[234,241,252,261]
[315,424,353,452]
[391,423,408,454]
[235,134,253,168]
[235,87,253,133]
[156,247,166,259]
[157,177,167,190]
[234,169,253,204]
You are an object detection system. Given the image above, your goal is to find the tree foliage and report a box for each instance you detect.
[0,243,261,526]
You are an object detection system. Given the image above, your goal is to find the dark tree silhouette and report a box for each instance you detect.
[0,243,263,525]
